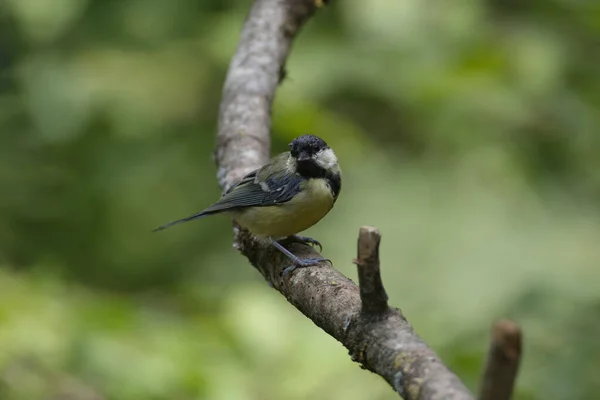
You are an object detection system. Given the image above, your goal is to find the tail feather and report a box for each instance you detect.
[153,210,211,232]
[153,199,241,232]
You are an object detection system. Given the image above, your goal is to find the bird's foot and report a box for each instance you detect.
[269,237,331,277]
[282,257,332,277]
[286,235,323,252]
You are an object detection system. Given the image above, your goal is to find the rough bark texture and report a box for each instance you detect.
[478,320,523,400]
[214,0,475,398]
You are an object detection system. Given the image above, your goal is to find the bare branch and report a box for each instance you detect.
[478,319,523,400]
[214,0,475,398]
[354,226,388,314]
[216,0,316,190]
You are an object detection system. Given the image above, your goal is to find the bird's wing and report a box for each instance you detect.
[202,153,302,213]
[152,153,299,231]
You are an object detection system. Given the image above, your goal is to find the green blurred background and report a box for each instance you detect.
[0,0,599,399]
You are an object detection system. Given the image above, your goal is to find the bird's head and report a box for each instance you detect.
[289,134,339,177]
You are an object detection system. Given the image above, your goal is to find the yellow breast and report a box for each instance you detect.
[232,178,334,238]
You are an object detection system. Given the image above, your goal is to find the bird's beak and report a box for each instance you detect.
[297,152,311,162]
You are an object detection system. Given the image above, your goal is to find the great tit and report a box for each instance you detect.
[154,134,341,274]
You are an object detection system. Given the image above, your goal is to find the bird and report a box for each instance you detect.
[154,134,341,275]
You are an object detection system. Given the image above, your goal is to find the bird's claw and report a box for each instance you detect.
[288,235,323,252]
[282,257,332,277]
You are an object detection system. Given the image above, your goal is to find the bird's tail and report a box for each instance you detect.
[153,210,213,232]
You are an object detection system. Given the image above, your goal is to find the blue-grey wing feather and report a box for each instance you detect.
[153,153,301,232]
[203,167,302,213]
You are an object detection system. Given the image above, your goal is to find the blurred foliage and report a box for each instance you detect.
[0,0,599,399]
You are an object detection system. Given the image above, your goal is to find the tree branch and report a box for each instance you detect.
[478,319,523,400]
[354,226,389,314]
[214,0,474,398]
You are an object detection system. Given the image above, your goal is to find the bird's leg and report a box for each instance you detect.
[285,235,323,252]
[268,238,331,277]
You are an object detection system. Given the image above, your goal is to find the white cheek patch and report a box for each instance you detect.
[315,148,338,169]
